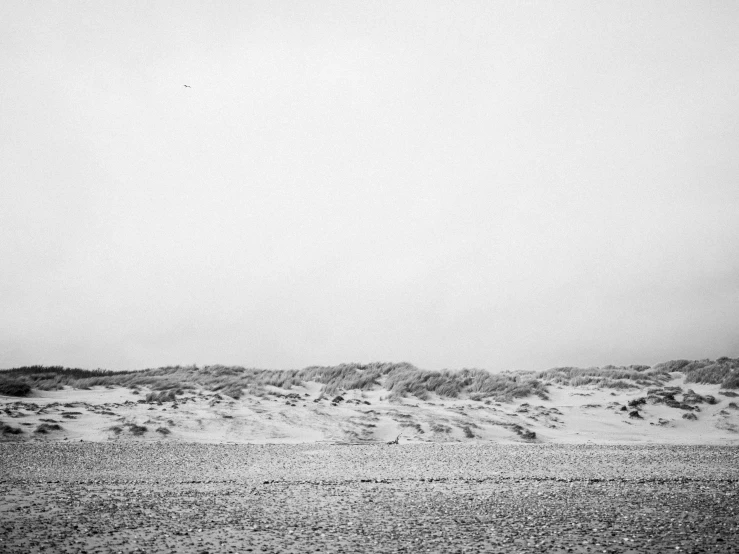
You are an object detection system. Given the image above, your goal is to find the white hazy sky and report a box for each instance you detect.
[2,1,738,372]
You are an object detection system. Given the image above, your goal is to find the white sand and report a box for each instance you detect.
[2,375,737,444]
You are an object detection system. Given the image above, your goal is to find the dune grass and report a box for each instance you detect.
[0,364,299,394]
[384,367,547,401]
[2,358,737,405]
[127,423,148,436]
[0,377,32,396]
[4,362,537,401]
[537,364,673,389]
[145,390,178,403]
[537,358,739,390]
[658,358,739,389]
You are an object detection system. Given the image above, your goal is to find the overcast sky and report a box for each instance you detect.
[1,1,738,372]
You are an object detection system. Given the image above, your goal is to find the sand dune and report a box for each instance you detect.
[2,373,737,445]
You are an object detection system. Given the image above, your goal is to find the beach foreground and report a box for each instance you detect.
[1,443,737,553]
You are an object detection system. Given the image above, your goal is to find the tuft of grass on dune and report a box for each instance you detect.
[145,390,178,403]
[1,421,24,435]
[0,377,32,396]
[537,365,672,389]
[221,385,243,399]
[301,362,414,397]
[34,423,62,434]
[1,366,136,392]
[384,367,548,402]
[126,423,148,436]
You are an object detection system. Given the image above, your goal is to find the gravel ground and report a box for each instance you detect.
[1,444,738,553]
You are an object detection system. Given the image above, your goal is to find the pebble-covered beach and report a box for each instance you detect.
[1,444,738,553]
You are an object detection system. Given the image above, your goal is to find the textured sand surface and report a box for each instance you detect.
[1,444,738,553]
[2,375,738,445]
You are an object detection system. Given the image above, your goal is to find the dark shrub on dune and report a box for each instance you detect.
[0,378,32,397]
[518,428,536,440]
[509,423,536,440]
[35,423,62,434]
[1,421,24,434]
[628,397,647,407]
[683,390,716,405]
[127,424,147,436]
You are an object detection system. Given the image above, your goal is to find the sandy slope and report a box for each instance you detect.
[1,374,738,444]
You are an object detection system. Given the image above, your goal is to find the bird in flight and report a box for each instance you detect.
[183,85,191,88]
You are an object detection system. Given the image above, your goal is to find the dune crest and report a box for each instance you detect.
[2,359,738,444]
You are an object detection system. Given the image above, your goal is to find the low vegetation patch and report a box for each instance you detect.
[35,423,62,434]
[220,385,243,399]
[145,390,178,403]
[126,423,148,436]
[384,367,548,402]
[655,358,739,389]
[643,387,711,411]
[1,421,24,434]
[508,423,536,440]
[0,378,32,397]
[400,421,424,434]
[538,365,670,389]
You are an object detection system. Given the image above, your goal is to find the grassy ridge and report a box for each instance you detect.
[1,358,738,401]
[536,364,670,389]
[0,362,548,402]
[657,357,739,389]
[535,358,739,390]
